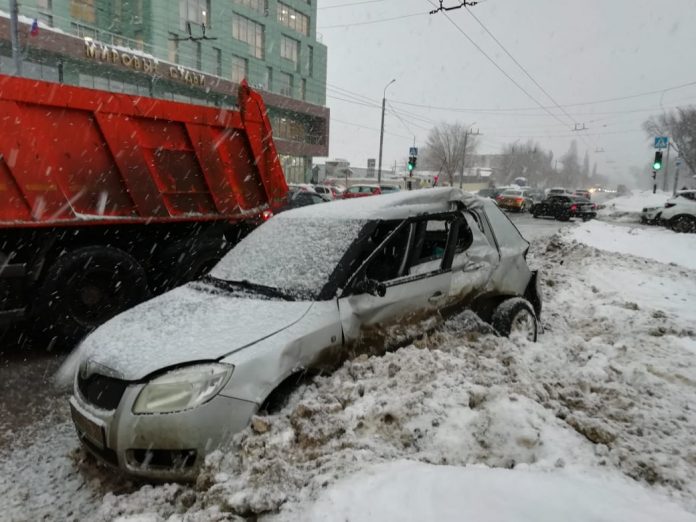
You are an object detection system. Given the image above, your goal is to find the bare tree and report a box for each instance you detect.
[498,140,554,186]
[421,123,478,185]
[644,107,696,174]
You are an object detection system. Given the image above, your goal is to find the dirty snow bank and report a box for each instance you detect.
[598,189,671,222]
[90,237,696,521]
[567,219,696,270]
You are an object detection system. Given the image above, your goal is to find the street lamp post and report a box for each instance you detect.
[9,0,22,76]
[459,122,477,189]
[377,78,396,186]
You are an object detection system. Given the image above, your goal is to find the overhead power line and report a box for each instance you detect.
[318,12,424,29]
[318,0,388,10]
[424,0,572,132]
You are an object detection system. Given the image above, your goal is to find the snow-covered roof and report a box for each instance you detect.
[283,187,479,221]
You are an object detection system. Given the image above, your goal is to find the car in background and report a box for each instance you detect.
[477,187,497,199]
[526,188,546,204]
[545,187,573,197]
[574,189,591,200]
[313,185,335,199]
[495,189,535,212]
[641,190,696,232]
[69,188,541,480]
[342,185,382,199]
[379,184,401,194]
[531,195,597,221]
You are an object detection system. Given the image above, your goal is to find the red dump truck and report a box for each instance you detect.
[0,74,288,342]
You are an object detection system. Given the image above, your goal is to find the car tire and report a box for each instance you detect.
[669,215,696,233]
[32,246,150,345]
[492,298,538,342]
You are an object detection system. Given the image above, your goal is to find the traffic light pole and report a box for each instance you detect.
[652,170,657,194]
[662,142,671,192]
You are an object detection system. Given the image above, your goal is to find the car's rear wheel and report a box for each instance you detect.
[669,215,696,233]
[492,298,538,342]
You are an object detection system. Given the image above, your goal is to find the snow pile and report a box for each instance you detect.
[88,237,696,521]
[300,461,696,522]
[598,190,671,222]
[567,220,696,270]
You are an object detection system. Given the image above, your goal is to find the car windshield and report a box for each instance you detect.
[210,215,367,300]
[502,190,523,196]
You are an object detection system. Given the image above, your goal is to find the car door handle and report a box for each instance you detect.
[428,291,445,304]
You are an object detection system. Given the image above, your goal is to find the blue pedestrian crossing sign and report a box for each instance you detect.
[409,147,418,156]
[654,136,669,149]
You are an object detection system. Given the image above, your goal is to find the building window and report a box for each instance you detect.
[301,79,306,100]
[179,0,210,28]
[264,67,273,91]
[214,47,222,76]
[233,0,267,13]
[232,15,264,59]
[277,3,309,36]
[71,22,97,39]
[70,0,96,24]
[280,35,299,69]
[231,56,248,83]
[278,72,293,97]
[308,45,314,77]
[168,34,179,63]
[133,30,144,50]
[195,42,202,70]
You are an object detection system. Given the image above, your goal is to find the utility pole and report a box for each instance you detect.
[672,158,682,196]
[377,79,396,186]
[662,141,672,192]
[10,0,22,76]
[459,126,480,189]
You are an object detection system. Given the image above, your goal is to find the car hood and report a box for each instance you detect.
[79,283,313,381]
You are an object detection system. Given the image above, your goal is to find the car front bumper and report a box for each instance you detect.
[70,384,257,481]
[641,207,663,224]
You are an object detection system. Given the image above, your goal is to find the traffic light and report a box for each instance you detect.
[408,155,417,172]
[653,151,663,171]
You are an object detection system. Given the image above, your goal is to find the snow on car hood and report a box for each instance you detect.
[79,283,313,381]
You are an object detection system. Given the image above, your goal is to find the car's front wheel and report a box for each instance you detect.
[669,215,696,233]
[492,298,538,342]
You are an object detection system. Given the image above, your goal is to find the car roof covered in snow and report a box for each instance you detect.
[278,187,480,221]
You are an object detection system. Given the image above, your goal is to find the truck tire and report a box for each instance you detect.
[491,298,538,342]
[32,246,150,344]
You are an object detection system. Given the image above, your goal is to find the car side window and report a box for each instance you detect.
[482,201,528,251]
[348,187,360,193]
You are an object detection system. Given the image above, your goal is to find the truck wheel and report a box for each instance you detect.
[669,215,696,233]
[492,298,538,342]
[33,246,149,344]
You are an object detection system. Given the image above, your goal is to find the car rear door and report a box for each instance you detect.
[338,215,458,352]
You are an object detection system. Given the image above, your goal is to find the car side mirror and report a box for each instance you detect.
[353,278,387,297]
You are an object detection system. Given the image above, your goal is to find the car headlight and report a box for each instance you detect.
[133,363,234,414]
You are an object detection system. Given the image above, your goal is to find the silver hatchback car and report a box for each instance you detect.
[70,188,541,480]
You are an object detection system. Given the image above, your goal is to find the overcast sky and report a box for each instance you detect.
[316,0,696,182]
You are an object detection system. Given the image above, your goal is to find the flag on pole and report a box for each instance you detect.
[30,19,39,37]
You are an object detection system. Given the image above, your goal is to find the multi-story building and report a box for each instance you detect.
[0,0,329,182]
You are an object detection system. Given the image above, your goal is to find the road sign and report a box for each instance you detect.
[409,147,418,156]
[654,136,669,149]
[676,158,682,167]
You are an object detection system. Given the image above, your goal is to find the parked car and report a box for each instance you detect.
[574,189,591,200]
[641,190,696,232]
[477,187,497,199]
[379,184,401,194]
[526,189,546,204]
[342,184,382,198]
[545,187,573,197]
[312,185,335,199]
[495,189,535,212]
[532,195,597,221]
[69,188,542,480]
[283,189,331,210]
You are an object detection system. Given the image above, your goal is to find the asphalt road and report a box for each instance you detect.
[0,212,572,452]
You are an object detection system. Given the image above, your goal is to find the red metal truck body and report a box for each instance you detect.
[0,74,289,341]
[0,74,287,227]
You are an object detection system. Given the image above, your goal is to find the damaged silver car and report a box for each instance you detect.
[69,187,541,480]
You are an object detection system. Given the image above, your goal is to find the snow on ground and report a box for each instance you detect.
[3,229,696,521]
[598,189,672,222]
[568,219,696,270]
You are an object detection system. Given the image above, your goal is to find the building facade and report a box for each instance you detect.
[0,0,329,183]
